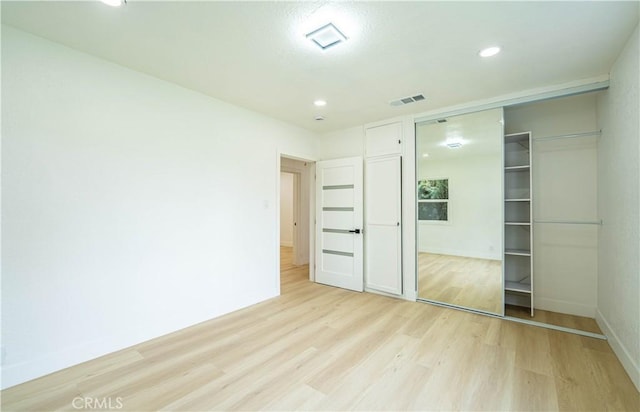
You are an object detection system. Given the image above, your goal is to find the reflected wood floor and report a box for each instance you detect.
[418,252,503,314]
[2,246,638,411]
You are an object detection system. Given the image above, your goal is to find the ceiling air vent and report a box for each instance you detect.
[389,94,426,107]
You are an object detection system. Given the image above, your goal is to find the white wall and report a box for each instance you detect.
[505,93,599,317]
[596,24,639,391]
[317,126,364,160]
[417,155,502,260]
[1,26,318,389]
[279,172,294,247]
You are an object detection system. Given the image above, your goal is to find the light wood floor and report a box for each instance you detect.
[506,305,603,334]
[2,246,638,411]
[418,253,503,314]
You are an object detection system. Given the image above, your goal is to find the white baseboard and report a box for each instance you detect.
[364,287,402,299]
[280,241,293,247]
[596,310,640,392]
[534,297,596,318]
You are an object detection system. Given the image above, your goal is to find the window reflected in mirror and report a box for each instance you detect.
[418,179,449,221]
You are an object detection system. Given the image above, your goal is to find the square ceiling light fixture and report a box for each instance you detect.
[306,23,348,50]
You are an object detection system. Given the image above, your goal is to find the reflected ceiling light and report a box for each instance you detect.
[479,46,501,57]
[422,153,430,158]
[445,137,464,148]
[306,23,348,50]
[314,99,327,107]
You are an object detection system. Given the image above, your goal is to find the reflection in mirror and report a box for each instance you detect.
[416,108,504,315]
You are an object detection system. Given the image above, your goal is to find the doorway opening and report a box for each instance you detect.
[279,155,315,294]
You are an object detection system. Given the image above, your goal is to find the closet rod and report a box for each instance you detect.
[533,219,602,225]
[533,130,601,142]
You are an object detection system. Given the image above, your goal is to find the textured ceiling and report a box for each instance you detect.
[2,1,638,133]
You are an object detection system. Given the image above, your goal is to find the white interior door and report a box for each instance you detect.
[365,155,402,295]
[315,157,363,292]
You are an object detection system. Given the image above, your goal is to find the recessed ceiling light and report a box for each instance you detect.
[422,153,430,158]
[306,23,348,50]
[479,46,501,57]
[100,0,126,7]
[314,100,327,107]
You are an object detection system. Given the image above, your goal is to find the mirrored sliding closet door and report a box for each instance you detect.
[416,108,504,315]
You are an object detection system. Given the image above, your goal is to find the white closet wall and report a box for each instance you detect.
[596,24,639,391]
[505,93,600,317]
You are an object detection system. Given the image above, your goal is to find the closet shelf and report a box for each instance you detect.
[505,248,531,256]
[505,281,532,293]
[532,130,601,142]
[505,165,530,171]
[504,130,533,316]
[533,219,602,225]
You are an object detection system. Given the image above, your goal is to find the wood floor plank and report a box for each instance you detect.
[213,347,323,410]
[510,368,560,411]
[0,349,143,408]
[0,383,82,412]
[351,336,429,411]
[458,343,517,411]
[506,304,603,334]
[580,348,640,411]
[314,333,417,410]
[120,362,224,411]
[261,384,325,411]
[305,306,407,394]
[515,320,554,377]
[550,339,599,411]
[2,246,637,411]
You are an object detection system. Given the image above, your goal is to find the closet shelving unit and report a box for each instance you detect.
[504,132,534,316]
